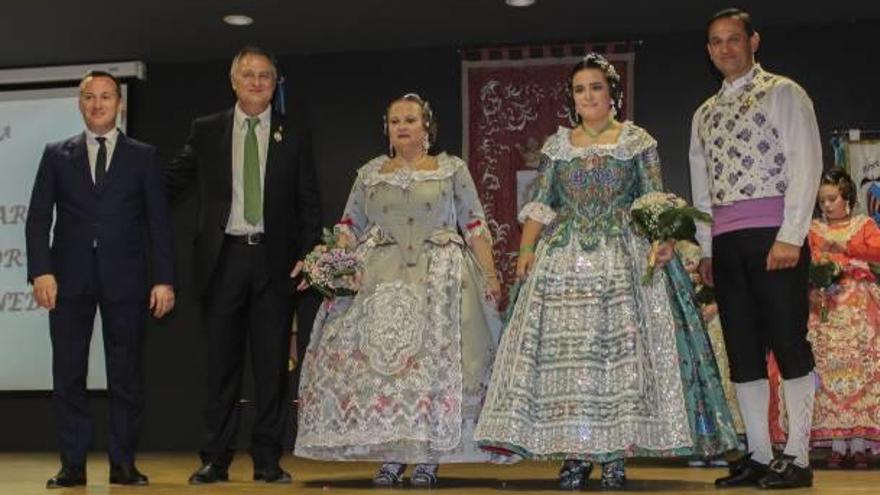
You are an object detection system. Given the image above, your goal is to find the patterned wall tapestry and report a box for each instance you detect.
[461,43,636,298]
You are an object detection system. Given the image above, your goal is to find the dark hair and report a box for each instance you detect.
[80,70,122,98]
[567,53,623,123]
[820,167,857,209]
[707,8,756,40]
[229,46,279,79]
[385,93,438,153]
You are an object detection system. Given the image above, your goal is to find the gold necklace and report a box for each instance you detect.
[581,119,614,138]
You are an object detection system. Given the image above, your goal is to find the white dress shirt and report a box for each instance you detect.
[689,64,822,257]
[226,104,271,235]
[85,127,119,183]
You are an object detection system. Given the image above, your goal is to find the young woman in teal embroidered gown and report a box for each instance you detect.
[473,54,739,490]
[294,94,504,488]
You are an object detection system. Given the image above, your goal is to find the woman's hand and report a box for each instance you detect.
[516,252,536,280]
[336,231,356,249]
[823,239,847,254]
[809,288,824,307]
[653,240,675,268]
[485,274,502,306]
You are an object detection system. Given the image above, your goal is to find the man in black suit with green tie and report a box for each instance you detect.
[166,46,322,484]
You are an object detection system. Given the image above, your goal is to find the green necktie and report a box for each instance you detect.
[243,117,262,225]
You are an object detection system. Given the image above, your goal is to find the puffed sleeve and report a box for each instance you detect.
[452,160,493,244]
[518,152,559,225]
[336,170,369,240]
[847,217,880,263]
[637,142,664,195]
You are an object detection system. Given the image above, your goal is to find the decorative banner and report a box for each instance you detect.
[461,43,636,300]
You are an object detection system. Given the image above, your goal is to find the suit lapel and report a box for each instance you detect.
[264,113,287,208]
[100,131,127,194]
[69,133,95,193]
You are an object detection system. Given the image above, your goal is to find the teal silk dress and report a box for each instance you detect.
[474,124,739,462]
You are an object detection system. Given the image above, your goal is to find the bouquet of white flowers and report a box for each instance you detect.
[630,192,712,284]
[301,228,363,299]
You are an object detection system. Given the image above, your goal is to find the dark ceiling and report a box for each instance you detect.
[3,0,879,68]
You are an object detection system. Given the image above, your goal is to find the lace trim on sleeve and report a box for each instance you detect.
[518,202,557,225]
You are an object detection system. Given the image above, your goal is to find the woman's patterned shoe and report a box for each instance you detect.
[558,459,592,490]
[373,463,406,486]
[600,459,626,490]
[410,463,439,488]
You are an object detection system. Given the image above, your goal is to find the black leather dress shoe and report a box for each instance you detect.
[715,454,769,487]
[757,456,813,489]
[188,463,229,484]
[46,466,86,489]
[253,465,292,484]
[110,464,149,486]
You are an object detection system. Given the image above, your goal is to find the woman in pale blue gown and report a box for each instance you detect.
[294,94,504,488]
[474,54,739,490]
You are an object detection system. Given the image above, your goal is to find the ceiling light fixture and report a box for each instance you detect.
[506,0,535,6]
[223,14,254,26]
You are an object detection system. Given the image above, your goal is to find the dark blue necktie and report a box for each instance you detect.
[95,136,107,188]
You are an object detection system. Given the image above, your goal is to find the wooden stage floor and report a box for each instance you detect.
[1,452,878,494]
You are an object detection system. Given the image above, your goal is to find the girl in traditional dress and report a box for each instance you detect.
[771,168,880,469]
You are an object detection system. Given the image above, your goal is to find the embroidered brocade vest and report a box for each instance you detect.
[696,67,788,206]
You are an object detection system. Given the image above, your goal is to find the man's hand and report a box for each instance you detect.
[150,284,175,318]
[290,261,309,291]
[766,241,801,271]
[33,274,58,310]
[698,258,714,287]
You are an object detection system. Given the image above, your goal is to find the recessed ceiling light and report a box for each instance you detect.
[506,0,535,6]
[223,14,254,26]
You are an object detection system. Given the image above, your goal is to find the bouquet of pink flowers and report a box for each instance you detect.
[630,192,712,284]
[302,228,363,298]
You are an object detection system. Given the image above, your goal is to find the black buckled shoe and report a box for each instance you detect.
[373,462,406,486]
[46,466,86,489]
[410,463,439,488]
[558,459,592,490]
[110,463,149,486]
[253,465,292,484]
[188,462,229,484]
[757,455,813,489]
[600,459,626,490]
[715,453,769,487]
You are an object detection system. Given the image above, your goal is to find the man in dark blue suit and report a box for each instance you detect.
[167,47,321,485]
[25,71,175,488]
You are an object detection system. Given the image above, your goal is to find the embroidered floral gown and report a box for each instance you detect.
[473,124,739,462]
[294,153,502,462]
[768,215,880,444]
